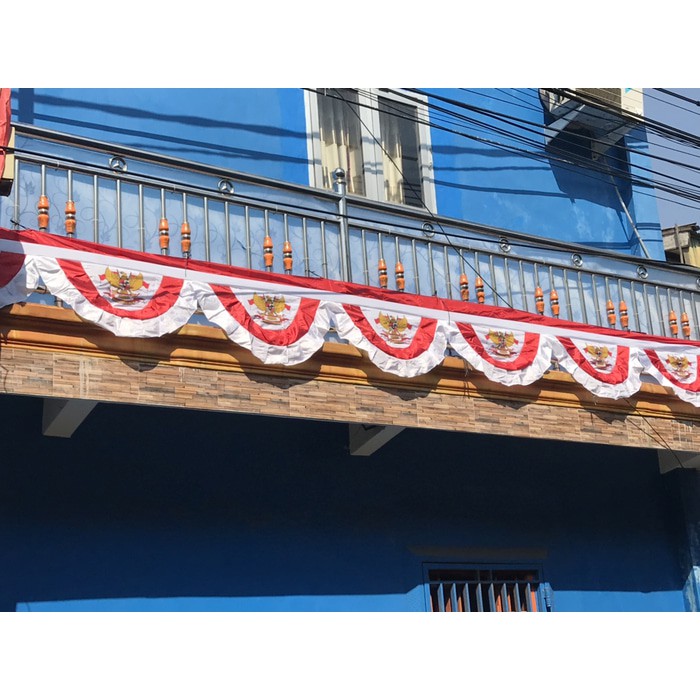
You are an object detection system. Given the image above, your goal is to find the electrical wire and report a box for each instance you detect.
[311,88,700,217]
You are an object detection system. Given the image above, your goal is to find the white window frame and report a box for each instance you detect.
[305,88,436,212]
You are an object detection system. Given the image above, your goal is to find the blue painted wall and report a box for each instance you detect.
[10,88,664,259]
[0,395,685,612]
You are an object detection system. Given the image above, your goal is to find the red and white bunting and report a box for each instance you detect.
[553,336,643,399]
[196,284,332,365]
[2,227,700,409]
[333,304,446,377]
[447,322,554,386]
[643,348,700,407]
[33,256,198,337]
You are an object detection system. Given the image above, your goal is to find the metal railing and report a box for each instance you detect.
[4,123,700,340]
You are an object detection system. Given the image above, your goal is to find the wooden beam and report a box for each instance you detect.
[349,424,405,457]
[42,398,98,438]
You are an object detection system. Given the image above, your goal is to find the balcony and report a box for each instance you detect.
[3,123,700,454]
[2,123,698,341]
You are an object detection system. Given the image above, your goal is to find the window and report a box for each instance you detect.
[427,566,552,612]
[306,88,435,210]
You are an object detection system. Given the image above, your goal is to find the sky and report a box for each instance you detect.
[643,88,700,230]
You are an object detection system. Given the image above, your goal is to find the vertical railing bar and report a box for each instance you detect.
[513,582,522,612]
[137,184,145,252]
[563,269,573,321]
[12,159,20,229]
[591,273,602,327]
[616,277,624,328]
[283,212,290,272]
[667,287,674,336]
[303,218,311,277]
[504,258,513,308]
[444,245,452,299]
[320,221,329,278]
[224,200,232,266]
[66,168,74,226]
[691,291,700,342]
[476,583,484,612]
[525,582,533,612]
[411,239,420,295]
[643,284,654,336]
[488,583,496,612]
[360,228,368,285]
[488,254,497,306]
[577,270,588,324]
[655,285,666,337]
[519,260,529,313]
[450,583,458,613]
[437,584,445,613]
[93,174,99,243]
[394,235,401,284]
[244,205,252,270]
[501,583,509,612]
[263,209,270,272]
[428,241,437,296]
[116,179,122,249]
[630,280,642,333]
[463,583,471,612]
[203,196,210,262]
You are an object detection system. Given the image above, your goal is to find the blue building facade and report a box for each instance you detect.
[1,87,696,613]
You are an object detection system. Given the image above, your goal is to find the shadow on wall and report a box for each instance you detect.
[14,89,310,169]
[0,393,687,611]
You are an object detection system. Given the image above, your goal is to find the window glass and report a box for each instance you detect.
[317,89,365,196]
[378,96,422,206]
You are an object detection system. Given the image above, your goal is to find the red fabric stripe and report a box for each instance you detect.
[59,259,184,320]
[0,89,10,179]
[456,323,542,370]
[558,337,631,385]
[343,304,438,360]
[211,285,320,346]
[0,251,24,287]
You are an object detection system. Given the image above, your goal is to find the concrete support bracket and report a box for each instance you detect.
[42,398,98,438]
[349,424,405,457]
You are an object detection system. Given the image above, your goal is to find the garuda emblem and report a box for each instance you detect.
[376,312,412,344]
[249,293,290,325]
[484,329,519,357]
[665,353,692,380]
[583,343,612,370]
[100,267,147,304]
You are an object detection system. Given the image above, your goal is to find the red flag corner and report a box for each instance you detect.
[0,88,13,196]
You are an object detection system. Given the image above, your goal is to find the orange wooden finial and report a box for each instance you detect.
[619,300,629,330]
[64,200,76,237]
[682,311,691,339]
[180,221,191,258]
[459,273,469,302]
[395,261,405,292]
[159,218,170,254]
[475,276,485,304]
[606,299,616,328]
[669,310,678,338]
[37,194,50,231]
[378,259,388,289]
[535,286,544,314]
[263,235,274,271]
[283,240,293,274]
[550,289,560,318]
